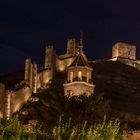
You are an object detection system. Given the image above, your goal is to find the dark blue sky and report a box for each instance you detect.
[0,0,140,75]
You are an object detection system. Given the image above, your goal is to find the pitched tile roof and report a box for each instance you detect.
[70,51,90,67]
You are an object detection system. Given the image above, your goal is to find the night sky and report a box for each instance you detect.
[0,0,140,75]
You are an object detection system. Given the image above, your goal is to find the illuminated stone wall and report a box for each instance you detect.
[0,83,5,118]
[37,69,53,89]
[56,56,75,72]
[4,91,11,119]
[11,87,32,113]
[112,42,136,60]
[67,38,76,55]
[24,58,32,82]
[44,46,56,69]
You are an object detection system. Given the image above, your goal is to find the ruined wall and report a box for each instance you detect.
[63,82,94,97]
[11,87,32,113]
[32,63,38,93]
[113,57,140,70]
[42,69,53,85]
[0,83,5,118]
[24,58,33,89]
[56,56,75,72]
[67,38,76,55]
[4,91,11,119]
[112,42,136,60]
[24,58,32,83]
[37,69,53,89]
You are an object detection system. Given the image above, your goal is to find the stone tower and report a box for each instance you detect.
[44,46,55,69]
[24,58,33,89]
[24,58,38,92]
[32,63,38,93]
[63,49,95,97]
[0,83,5,118]
[24,58,32,83]
[4,90,12,119]
[67,38,76,55]
[112,42,136,60]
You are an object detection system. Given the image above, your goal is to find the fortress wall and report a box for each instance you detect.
[0,83,5,118]
[42,69,53,85]
[32,64,38,93]
[44,46,56,69]
[11,87,32,113]
[116,57,140,70]
[37,69,53,89]
[24,58,32,82]
[4,91,11,119]
[67,38,76,55]
[56,57,75,72]
[37,73,42,89]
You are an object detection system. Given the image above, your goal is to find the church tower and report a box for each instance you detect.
[63,42,95,97]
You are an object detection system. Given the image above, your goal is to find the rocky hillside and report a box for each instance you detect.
[1,60,140,129]
[92,60,140,129]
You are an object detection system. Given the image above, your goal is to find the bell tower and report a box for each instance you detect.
[63,43,95,97]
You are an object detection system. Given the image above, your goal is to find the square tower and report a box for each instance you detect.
[112,42,136,60]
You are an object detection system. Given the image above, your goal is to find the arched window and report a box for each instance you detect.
[70,71,73,82]
[87,72,90,82]
[78,71,82,81]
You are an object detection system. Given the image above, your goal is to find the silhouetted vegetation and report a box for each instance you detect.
[0,116,126,140]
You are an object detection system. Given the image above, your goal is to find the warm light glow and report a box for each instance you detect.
[7,94,11,119]
[78,71,82,81]
[59,64,65,71]
[70,72,73,82]
[87,72,89,82]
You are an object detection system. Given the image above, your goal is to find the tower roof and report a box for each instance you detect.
[70,51,90,67]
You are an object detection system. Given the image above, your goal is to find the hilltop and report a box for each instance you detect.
[1,60,139,129]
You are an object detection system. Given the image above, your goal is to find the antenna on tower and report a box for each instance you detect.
[80,30,83,46]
